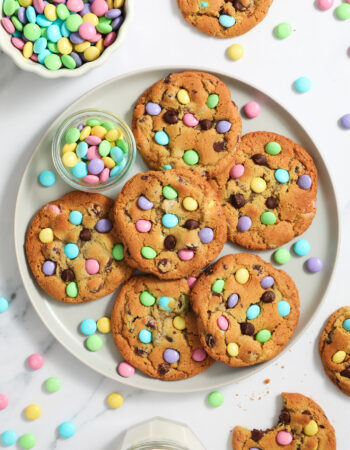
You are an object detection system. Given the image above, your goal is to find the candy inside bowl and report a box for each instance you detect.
[52,109,136,192]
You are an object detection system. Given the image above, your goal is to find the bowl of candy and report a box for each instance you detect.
[52,109,136,191]
[0,0,133,77]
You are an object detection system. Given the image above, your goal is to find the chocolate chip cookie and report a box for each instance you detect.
[191,253,299,366]
[132,71,241,178]
[232,393,336,449]
[212,132,318,250]
[111,275,213,380]
[319,307,350,396]
[25,191,133,304]
[114,169,227,279]
[177,0,274,38]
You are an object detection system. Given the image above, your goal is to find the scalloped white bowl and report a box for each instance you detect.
[0,0,133,78]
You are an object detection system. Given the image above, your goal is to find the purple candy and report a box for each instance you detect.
[227,293,239,308]
[137,195,154,210]
[112,16,124,31]
[297,174,312,190]
[96,218,113,233]
[237,216,252,232]
[22,33,29,43]
[260,276,274,289]
[88,158,104,175]
[18,7,28,24]
[105,8,121,18]
[198,227,214,244]
[340,114,350,129]
[70,52,82,67]
[145,102,161,116]
[249,448,261,450]
[42,260,56,276]
[216,120,232,134]
[70,32,85,44]
[305,257,323,273]
[79,3,91,15]
[77,123,84,131]
[163,348,180,364]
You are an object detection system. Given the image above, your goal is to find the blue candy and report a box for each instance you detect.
[0,297,9,314]
[200,1,209,7]
[138,329,152,344]
[294,76,312,93]
[278,300,291,317]
[69,210,83,225]
[293,239,311,256]
[154,130,169,146]
[76,142,88,158]
[39,170,56,187]
[26,6,36,23]
[158,296,172,311]
[162,164,173,171]
[38,49,51,64]
[246,304,260,320]
[343,319,350,331]
[162,213,178,228]
[36,14,52,27]
[59,422,76,439]
[1,430,17,446]
[34,37,47,54]
[219,14,236,28]
[110,146,124,163]
[80,318,97,336]
[47,24,62,43]
[275,169,290,183]
[61,22,70,38]
[72,161,88,178]
[64,243,79,259]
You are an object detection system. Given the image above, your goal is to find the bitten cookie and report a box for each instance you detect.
[212,132,318,250]
[111,275,212,380]
[232,392,336,449]
[191,254,299,366]
[114,169,227,279]
[132,71,241,178]
[319,306,350,396]
[25,191,133,304]
[177,0,274,38]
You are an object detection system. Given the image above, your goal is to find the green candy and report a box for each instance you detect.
[45,376,62,393]
[86,118,102,126]
[141,246,157,259]
[208,391,224,407]
[57,4,70,20]
[256,329,271,343]
[112,243,124,260]
[98,16,111,24]
[48,42,59,53]
[23,23,41,41]
[66,282,78,298]
[65,14,83,32]
[116,138,128,154]
[260,211,276,225]
[96,22,112,34]
[183,149,199,165]
[265,141,281,155]
[11,16,23,32]
[212,279,225,293]
[19,433,36,450]
[274,22,292,39]
[140,291,156,307]
[336,4,350,20]
[44,53,62,71]
[273,248,290,265]
[85,334,103,351]
[99,140,111,156]
[65,127,80,143]
[162,185,178,199]
[206,93,219,108]
[61,54,76,69]
[41,27,47,38]
[3,0,18,17]
[101,121,115,131]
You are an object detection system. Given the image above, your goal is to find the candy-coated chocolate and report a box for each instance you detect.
[85,258,99,274]
[107,392,123,409]
[39,227,53,243]
[217,315,229,331]
[235,268,249,284]
[230,164,244,178]
[260,211,276,225]
[178,249,194,261]
[135,219,152,233]
[227,342,239,356]
[317,0,334,10]
[1,430,17,446]
[199,227,214,243]
[58,422,76,439]
[187,277,197,289]
[137,195,154,209]
[251,177,266,193]
[162,185,177,199]
[183,113,199,127]
[141,246,157,259]
[182,196,198,211]
[243,101,260,118]
[155,130,169,145]
[275,168,290,183]
[0,297,9,313]
[332,350,346,363]
[304,420,318,436]
[96,218,112,233]
[343,318,350,331]
[158,296,173,311]
[19,433,36,449]
[117,361,135,377]
[0,394,9,410]
[42,260,56,276]
[44,377,61,393]
[274,22,292,39]
[305,257,323,273]
[227,293,239,308]
[192,348,206,361]
[138,329,152,343]
[28,353,44,370]
[237,216,252,232]
[25,404,41,420]
[246,304,260,320]
[212,279,225,293]
[297,174,312,190]
[228,43,243,60]
[340,113,350,129]
[278,300,291,317]
[208,391,224,407]
[294,76,312,93]
[85,334,103,351]
[173,316,186,330]
[219,14,235,28]
[293,239,310,256]
[162,213,178,228]
[177,88,190,104]
[97,316,111,333]
[273,248,290,265]
[216,120,232,133]
[64,242,79,259]
[260,276,274,289]
[265,141,281,155]
[183,149,199,165]
[80,318,97,335]
[276,430,293,445]
[163,348,180,363]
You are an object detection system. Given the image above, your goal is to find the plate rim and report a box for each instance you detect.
[14,65,341,393]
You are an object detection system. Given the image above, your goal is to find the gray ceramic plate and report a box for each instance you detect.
[14,67,339,393]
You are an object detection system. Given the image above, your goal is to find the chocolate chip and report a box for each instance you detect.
[341,367,350,378]
[240,322,255,336]
[164,74,172,84]
[252,154,268,166]
[251,429,264,442]
[279,409,291,425]
[158,363,170,376]
[104,257,114,272]
[134,347,146,356]
[125,209,132,219]
[253,265,263,274]
[260,291,275,303]
[163,110,178,124]
[141,175,148,180]
[90,283,103,293]
[183,219,200,230]
[233,0,250,11]
[302,410,312,416]
[199,119,212,130]
[61,269,75,282]
[80,228,92,241]
[230,193,245,209]
[213,141,226,152]
[158,258,172,273]
[90,203,102,217]
[146,318,156,329]
[206,334,216,347]
[266,197,279,209]
[204,266,214,275]
[164,235,176,250]
[166,336,173,342]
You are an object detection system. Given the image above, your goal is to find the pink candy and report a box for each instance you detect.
[85,135,101,146]
[85,259,99,275]
[117,361,135,378]
[83,175,99,184]
[317,0,334,10]
[0,394,8,410]
[104,31,117,47]
[11,37,25,50]
[183,113,199,127]
[230,164,244,179]
[46,204,61,214]
[33,0,45,13]
[28,353,44,370]
[243,101,261,119]
[178,249,194,261]
[67,0,84,11]
[217,315,229,331]
[192,348,207,362]
[79,22,97,41]
[276,431,293,446]
[1,17,15,34]
[86,146,100,160]
[187,277,197,289]
[30,54,39,62]
[91,0,108,16]
[99,168,110,183]
[135,219,152,233]
[90,32,102,43]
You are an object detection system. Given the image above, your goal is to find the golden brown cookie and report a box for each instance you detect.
[25,191,133,304]
[212,132,318,250]
[111,275,213,380]
[132,71,241,178]
[177,0,274,38]
[191,253,299,366]
[232,392,336,449]
[114,169,227,280]
[319,306,350,396]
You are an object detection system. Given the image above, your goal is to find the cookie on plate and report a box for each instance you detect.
[114,169,227,279]
[111,275,213,380]
[232,392,336,449]
[132,71,241,178]
[25,191,133,304]
[212,131,318,250]
[191,253,300,366]
[177,0,274,38]
[319,306,350,396]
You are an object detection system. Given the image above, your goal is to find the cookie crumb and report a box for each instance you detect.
[264,378,270,384]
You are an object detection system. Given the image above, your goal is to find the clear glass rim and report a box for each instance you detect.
[126,439,189,450]
[52,108,136,193]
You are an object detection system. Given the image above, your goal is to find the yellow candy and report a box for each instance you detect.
[74,41,90,53]
[107,0,113,9]
[62,151,78,168]
[182,197,198,211]
[23,41,33,59]
[62,142,77,153]
[84,46,100,61]
[177,89,190,105]
[102,157,116,169]
[173,316,186,330]
[25,404,41,420]
[79,126,91,141]
[19,0,32,6]
[235,268,249,284]
[332,350,346,364]
[95,38,104,53]
[91,125,106,139]
[227,343,239,357]
[57,37,72,55]
[107,393,123,409]
[44,4,57,21]
[83,13,99,26]
[97,317,111,333]
[108,141,116,148]
[105,128,121,142]
[228,43,244,60]
[304,420,318,436]
[250,177,266,193]
[114,0,124,7]
[39,228,54,243]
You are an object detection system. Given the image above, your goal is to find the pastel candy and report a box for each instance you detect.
[163,348,180,363]
[162,213,178,228]
[135,219,152,232]
[237,216,251,231]
[192,348,207,361]
[199,227,214,243]
[227,293,239,308]
[96,218,112,233]
[42,260,56,275]
[155,130,169,145]
[217,315,229,331]
[276,430,293,445]
[216,120,232,133]
[85,259,99,274]
[297,174,312,190]
[219,14,235,27]
[178,249,194,261]
[230,164,244,179]
[137,195,153,210]
[183,113,199,127]
[117,361,135,377]
[260,276,274,289]
[146,102,161,116]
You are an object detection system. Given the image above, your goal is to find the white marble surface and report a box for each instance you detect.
[0,0,349,449]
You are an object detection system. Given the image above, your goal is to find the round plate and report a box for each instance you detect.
[14,67,339,393]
